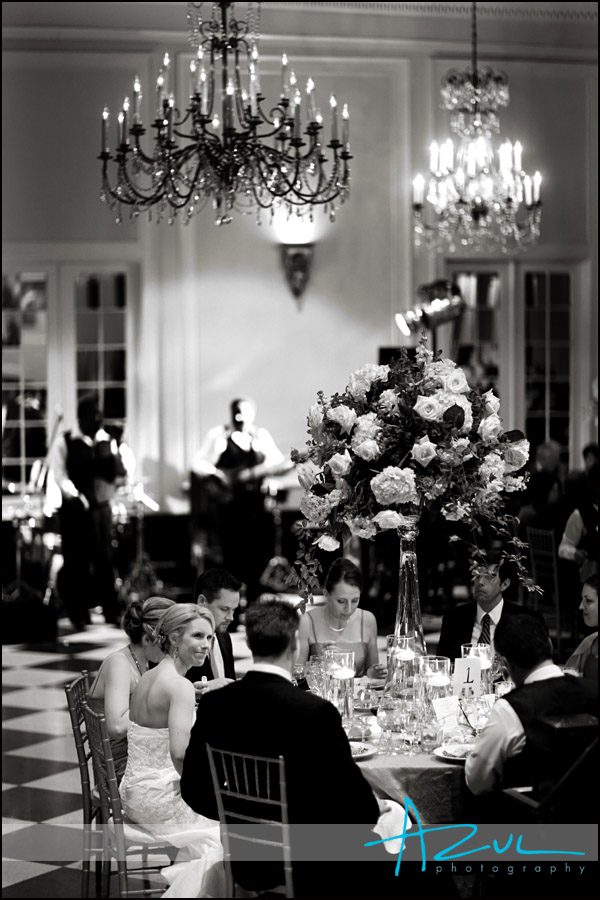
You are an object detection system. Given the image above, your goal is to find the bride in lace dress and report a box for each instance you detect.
[120,604,225,898]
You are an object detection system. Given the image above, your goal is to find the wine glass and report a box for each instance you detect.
[305,658,324,696]
[291,663,306,687]
[376,695,396,755]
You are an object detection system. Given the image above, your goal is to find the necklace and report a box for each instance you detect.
[324,612,347,634]
[128,644,145,677]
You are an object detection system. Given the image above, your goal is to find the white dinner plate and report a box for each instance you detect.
[433,743,473,763]
[350,742,378,762]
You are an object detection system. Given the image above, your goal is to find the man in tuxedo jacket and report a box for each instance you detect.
[185,568,240,691]
[181,597,393,899]
[436,558,529,663]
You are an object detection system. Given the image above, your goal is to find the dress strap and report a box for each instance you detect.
[360,608,365,642]
[308,608,319,645]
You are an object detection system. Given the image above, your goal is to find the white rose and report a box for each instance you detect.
[443,368,470,394]
[410,435,437,468]
[314,534,341,552]
[296,460,321,490]
[378,389,400,415]
[373,510,402,530]
[353,412,381,442]
[327,450,352,477]
[353,439,381,461]
[482,389,501,416]
[308,402,324,432]
[326,405,357,435]
[413,395,443,422]
[478,413,503,443]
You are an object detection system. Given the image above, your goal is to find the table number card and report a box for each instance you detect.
[453,657,482,698]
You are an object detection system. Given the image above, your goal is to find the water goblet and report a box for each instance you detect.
[376,696,396,755]
[291,663,306,687]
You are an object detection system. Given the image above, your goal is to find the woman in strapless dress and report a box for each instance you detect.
[296,558,386,679]
[88,595,174,782]
[120,604,225,898]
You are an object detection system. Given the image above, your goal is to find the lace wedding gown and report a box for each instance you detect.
[120,722,225,898]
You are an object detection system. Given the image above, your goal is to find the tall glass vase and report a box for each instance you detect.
[392,515,427,656]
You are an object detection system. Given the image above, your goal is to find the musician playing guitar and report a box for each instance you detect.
[50,394,130,629]
[192,398,288,605]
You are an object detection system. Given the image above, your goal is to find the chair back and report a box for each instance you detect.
[65,671,94,819]
[82,701,128,854]
[206,744,294,898]
[503,713,599,823]
[526,527,563,655]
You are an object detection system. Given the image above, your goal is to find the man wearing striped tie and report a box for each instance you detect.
[437,558,527,663]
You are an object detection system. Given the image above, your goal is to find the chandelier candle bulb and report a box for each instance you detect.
[133,77,142,124]
[524,175,533,206]
[167,95,174,142]
[513,140,522,172]
[117,110,125,146]
[533,171,542,203]
[293,90,302,139]
[413,174,425,205]
[250,44,261,93]
[101,107,109,153]
[281,53,289,98]
[200,68,208,115]
[330,94,338,142]
[122,97,130,144]
[156,71,165,118]
[306,78,316,121]
[429,141,439,173]
[162,53,170,96]
[342,103,350,148]
[249,71,258,117]
[190,59,197,97]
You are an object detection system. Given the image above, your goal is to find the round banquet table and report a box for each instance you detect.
[357,750,472,824]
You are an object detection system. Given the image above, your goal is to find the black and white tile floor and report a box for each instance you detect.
[2,609,443,898]
[1,614,256,898]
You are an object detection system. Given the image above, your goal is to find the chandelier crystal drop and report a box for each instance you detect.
[412,1,542,254]
[99,2,352,227]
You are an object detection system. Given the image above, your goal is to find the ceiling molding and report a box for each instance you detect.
[264,2,598,22]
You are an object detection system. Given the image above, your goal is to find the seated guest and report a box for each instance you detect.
[295,558,387,679]
[437,558,524,663]
[465,610,598,797]
[120,604,225,898]
[181,597,395,899]
[88,596,174,781]
[186,567,241,693]
[559,463,599,583]
[565,575,598,680]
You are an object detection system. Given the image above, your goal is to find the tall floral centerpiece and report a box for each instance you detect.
[292,339,531,655]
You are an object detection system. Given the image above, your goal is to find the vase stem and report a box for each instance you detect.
[393,517,427,655]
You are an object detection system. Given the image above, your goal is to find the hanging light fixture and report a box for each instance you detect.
[99,1,352,227]
[412,1,542,254]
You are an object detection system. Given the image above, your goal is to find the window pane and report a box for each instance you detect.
[525,273,546,308]
[77,350,99,382]
[549,312,570,341]
[21,310,47,346]
[549,417,569,446]
[24,424,47,459]
[103,312,125,344]
[104,350,125,382]
[20,279,47,312]
[2,276,20,309]
[549,382,570,411]
[104,387,126,419]
[526,311,545,341]
[22,347,46,382]
[2,313,21,346]
[549,273,570,306]
[76,312,99,344]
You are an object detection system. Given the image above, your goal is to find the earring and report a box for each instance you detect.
[172,645,179,662]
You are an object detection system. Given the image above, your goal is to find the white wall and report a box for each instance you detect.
[2,3,597,506]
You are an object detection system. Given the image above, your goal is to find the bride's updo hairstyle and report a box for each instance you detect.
[155,603,215,656]
[122,596,175,646]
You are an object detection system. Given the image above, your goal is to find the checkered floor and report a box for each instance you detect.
[2,609,444,898]
[1,614,257,898]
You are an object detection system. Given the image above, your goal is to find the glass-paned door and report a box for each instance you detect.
[2,273,49,487]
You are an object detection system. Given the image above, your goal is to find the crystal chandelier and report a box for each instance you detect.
[99,1,352,226]
[412,1,542,254]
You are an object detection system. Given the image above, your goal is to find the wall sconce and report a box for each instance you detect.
[280,244,314,304]
[395,279,465,336]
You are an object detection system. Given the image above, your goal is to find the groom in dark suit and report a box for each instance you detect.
[185,568,241,690]
[181,597,394,898]
[436,558,534,662]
